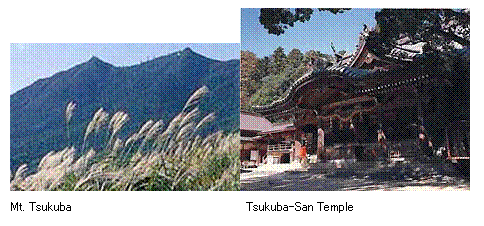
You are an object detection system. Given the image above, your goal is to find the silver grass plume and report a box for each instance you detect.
[95,111,109,133]
[195,112,215,131]
[125,119,154,147]
[180,107,200,128]
[181,86,209,113]
[138,120,155,137]
[38,147,70,171]
[37,151,55,171]
[11,164,28,185]
[173,107,199,149]
[140,120,164,151]
[123,119,156,159]
[154,86,208,152]
[10,164,28,191]
[71,149,96,176]
[125,133,140,147]
[61,147,76,163]
[164,113,183,134]
[84,108,107,141]
[154,114,183,151]
[109,112,124,131]
[106,111,129,149]
[111,112,129,136]
[145,119,164,140]
[176,122,196,142]
[202,131,223,147]
[111,138,124,156]
[180,112,216,153]
[65,102,76,142]
[65,101,76,124]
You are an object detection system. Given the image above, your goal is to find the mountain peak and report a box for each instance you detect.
[182,47,194,53]
[85,56,112,68]
[88,56,102,62]
[174,47,213,61]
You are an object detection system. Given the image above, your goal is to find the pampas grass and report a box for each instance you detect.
[108,111,129,146]
[182,86,209,113]
[65,101,76,143]
[10,86,239,191]
[65,102,76,124]
[138,120,155,137]
[83,108,109,151]
[139,119,164,151]
[195,112,215,131]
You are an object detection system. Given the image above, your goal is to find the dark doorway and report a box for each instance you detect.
[281,153,291,163]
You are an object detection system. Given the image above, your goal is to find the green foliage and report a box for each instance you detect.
[287,48,304,68]
[271,46,287,75]
[241,48,336,109]
[374,9,469,49]
[141,147,239,191]
[56,173,79,191]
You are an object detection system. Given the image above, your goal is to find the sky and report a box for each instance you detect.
[241,8,380,58]
[10,43,240,94]
[5,9,427,94]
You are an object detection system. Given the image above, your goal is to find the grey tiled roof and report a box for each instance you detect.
[240,112,273,132]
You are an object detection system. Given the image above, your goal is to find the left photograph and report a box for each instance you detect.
[10,43,240,191]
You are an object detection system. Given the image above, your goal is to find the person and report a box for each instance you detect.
[317,128,325,161]
[377,128,387,150]
[299,140,308,167]
[293,140,301,162]
[418,126,433,158]
[377,128,385,143]
[370,149,377,160]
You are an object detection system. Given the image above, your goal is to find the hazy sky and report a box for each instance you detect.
[10,43,240,94]
[241,8,380,57]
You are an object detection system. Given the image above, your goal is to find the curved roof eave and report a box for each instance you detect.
[252,66,373,114]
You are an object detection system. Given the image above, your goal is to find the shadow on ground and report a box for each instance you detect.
[241,160,470,191]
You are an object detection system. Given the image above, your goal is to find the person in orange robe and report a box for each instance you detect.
[299,140,308,166]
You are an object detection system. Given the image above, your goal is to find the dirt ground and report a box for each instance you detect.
[240,160,470,191]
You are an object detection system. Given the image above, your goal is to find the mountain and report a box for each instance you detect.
[10,48,240,171]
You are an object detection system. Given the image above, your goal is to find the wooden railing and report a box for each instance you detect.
[267,143,293,152]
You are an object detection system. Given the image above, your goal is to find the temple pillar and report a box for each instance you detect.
[414,88,424,127]
[352,114,364,143]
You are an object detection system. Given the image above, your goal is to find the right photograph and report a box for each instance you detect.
[240,8,470,191]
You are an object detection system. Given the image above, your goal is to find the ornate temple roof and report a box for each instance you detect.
[252,65,376,114]
[252,27,427,116]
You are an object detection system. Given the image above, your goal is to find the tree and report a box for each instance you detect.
[254,56,270,81]
[270,46,287,75]
[241,51,258,78]
[374,9,470,50]
[240,51,258,110]
[259,8,350,35]
[272,46,286,59]
[287,48,304,68]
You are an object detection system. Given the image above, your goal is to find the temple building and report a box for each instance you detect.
[240,111,296,167]
[246,26,469,164]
